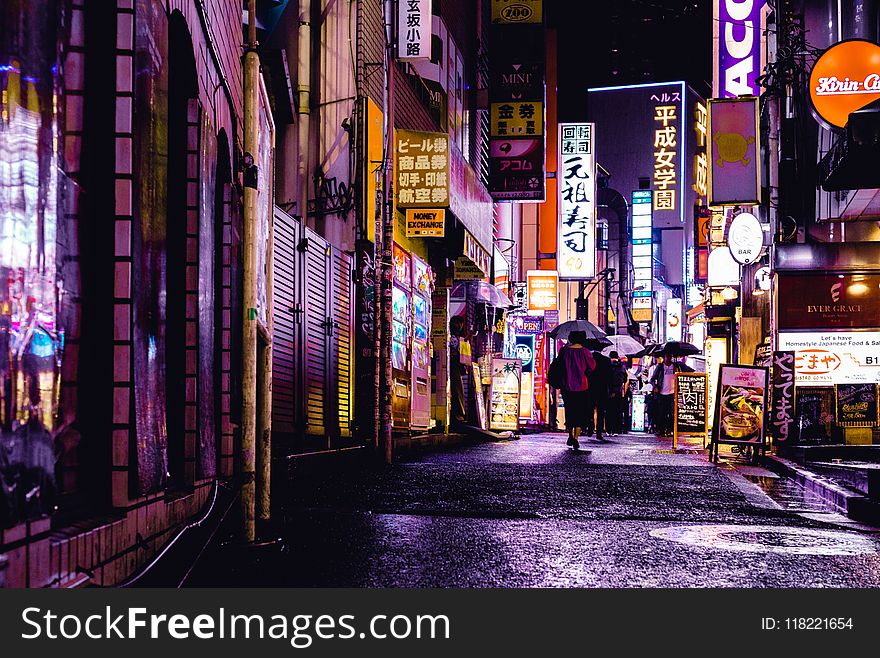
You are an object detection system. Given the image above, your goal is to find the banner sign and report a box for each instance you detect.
[473,363,488,430]
[526,270,558,311]
[809,39,880,129]
[674,372,708,438]
[395,130,450,208]
[557,123,597,279]
[398,0,432,61]
[713,0,766,97]
[711,364,768,460]
[834,383,879,428]
[488,16,545,201]
[489,358,522,430]
[709,97,760,205]
[405,208,445,237]
[770,351,795,443]
[777,273,880,331]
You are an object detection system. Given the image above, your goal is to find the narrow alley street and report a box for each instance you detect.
[186,434,880,588]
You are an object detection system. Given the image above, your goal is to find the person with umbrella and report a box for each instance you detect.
[649,343,697,437]
[550,330,596,450]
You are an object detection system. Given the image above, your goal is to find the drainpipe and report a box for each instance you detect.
[241,0,260,542]
[297,0,311,226]
[256,76,275,524]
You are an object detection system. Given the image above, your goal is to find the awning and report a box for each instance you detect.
[687,302,705,322]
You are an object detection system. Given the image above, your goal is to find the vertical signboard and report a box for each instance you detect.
[666,298,683,342]
[770,351,795,443]
[526,270,559,312]
[515,334,535,420]
[713,0,767,97]
[710,364,769,462]
[631,190,653,322]
[674,372,708,448]
[708,97,760,205]
[398,0,432,61]
[488,9,546,201]
[489,358,522,430]
[395,130,450,208]
[651,99,679,213]
[557,123,597,280]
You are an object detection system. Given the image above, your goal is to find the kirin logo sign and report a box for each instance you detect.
[809,39,880,129]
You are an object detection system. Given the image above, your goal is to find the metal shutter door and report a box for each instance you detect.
[330,248,354,438]
[303,228,329,437]
[271,209,299,435]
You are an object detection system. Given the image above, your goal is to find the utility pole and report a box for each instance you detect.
[241,0,260,542]
[379,0,396,464]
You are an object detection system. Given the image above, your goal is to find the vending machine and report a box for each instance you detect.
[391,244,412,428]
[410,254,433,429]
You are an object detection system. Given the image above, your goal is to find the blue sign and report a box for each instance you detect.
[515,335,535,373]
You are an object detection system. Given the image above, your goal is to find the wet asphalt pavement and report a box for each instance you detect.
[185,432,880,587]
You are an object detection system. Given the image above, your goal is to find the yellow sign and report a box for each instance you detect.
[652,103,678,211]
[395,129,450,208]
[526,270,558,312]
[492,0,542,23]
[405,208,445,237]
[490,102,543,137]
[454,257,486,281]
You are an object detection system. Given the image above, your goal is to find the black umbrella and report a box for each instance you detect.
[632,342,661,358]
[657,340,701,357]
[548,319,611,347]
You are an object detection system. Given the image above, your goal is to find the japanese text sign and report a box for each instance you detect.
[770,351,795,442]
[526,270,558,312]
[557,123,596,280]
[395,129,450,208]
[398,0,432,61]
[653,103,679,211]
[491,102,543,137]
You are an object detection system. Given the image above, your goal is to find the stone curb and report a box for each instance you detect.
[761,454,880,524]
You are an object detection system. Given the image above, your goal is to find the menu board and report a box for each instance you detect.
[753,341,771,368]
[770,351,796,443]
[794,386,834,444]
[711,365,769,460]
[489,358,521,431]
[674,372,708,437]
[834,383,879,428]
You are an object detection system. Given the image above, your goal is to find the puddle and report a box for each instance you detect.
[650,524,879,556]
[742,474,839,513]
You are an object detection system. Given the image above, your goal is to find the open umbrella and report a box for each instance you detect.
[657,340,701,357]
[631,342,660,358]
[548,320,611,347]
[600,334,644,356]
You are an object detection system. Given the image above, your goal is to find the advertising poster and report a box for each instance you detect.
[770,351,796,443]
[631,394,646,432]
[834,383,879,428]
[777,331,880,385]
[489,358,522,431]
[711,365,768,457]
[473,363,488,430]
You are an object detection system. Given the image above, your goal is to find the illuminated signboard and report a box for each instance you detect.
[808,39,880,130]
[491,102,544,137]
[778,332,880,386]
[557,123,597,280]
[694,101,708,198]
[666,298,683,342]
[709,97,761,206]
[395,130,450,208]
[652,100,679,212]
[491,0,543,24]
[631,190,653,322]
[398,0,432,61]
[405,208,445,237]
[713,0,767,98]
[526,270,559,312]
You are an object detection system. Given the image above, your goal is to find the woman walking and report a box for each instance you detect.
[554,330,596,450]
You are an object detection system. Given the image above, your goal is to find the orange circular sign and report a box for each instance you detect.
[810,39,880,129]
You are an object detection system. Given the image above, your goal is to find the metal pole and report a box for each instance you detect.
[240,0,259,542]
[380,0,396,464]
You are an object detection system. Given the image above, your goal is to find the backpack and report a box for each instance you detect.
[548,349,566,390]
